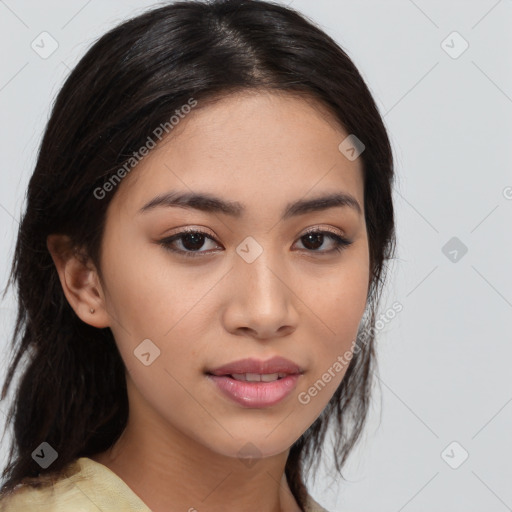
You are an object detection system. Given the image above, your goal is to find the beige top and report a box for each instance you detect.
[0,457,329,512]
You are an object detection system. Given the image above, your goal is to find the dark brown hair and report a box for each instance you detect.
[0,1,395,509]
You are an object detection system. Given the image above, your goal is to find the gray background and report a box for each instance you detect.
[1,1,511,511]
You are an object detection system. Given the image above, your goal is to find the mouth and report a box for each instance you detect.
[206,356,304,377]
[207,372,291,382]
[205,356,304,408]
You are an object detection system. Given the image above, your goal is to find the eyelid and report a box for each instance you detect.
[165,225,217,238]
[162,224,346,244]
[300,225,346,238]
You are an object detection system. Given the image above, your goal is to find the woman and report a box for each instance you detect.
[0,0,395,510]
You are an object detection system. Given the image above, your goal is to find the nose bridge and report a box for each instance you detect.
[234,235,289,308]
[221,233,301,339]
[236,237,282,293]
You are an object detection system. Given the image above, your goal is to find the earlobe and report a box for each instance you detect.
[46,234,110,328]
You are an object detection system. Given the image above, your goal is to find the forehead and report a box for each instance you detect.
[110,90,364,218]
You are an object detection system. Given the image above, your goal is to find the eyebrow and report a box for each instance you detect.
[138,190,362,219]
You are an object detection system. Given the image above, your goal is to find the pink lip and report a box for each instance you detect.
[207,356,303,376]
[206,356,304,408]
[207,374,301,408]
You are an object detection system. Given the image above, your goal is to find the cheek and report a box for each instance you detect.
[101,243,214,391]
[300,255,368,393]
[309,257,368,340]
[101,237,204,336]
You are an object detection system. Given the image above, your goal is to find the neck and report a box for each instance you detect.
[90,379,303,512]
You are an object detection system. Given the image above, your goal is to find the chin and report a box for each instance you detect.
[202,432,294,462]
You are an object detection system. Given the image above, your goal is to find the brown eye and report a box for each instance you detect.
[179,232,208,251]
[159,228,353,259]
[295,230,353,254]
[159,229,220,258]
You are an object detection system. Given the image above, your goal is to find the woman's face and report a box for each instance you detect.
[97,90,369,460]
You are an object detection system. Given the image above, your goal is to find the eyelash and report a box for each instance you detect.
[158,227,353,259]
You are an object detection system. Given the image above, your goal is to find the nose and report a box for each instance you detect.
[221,249,299,340]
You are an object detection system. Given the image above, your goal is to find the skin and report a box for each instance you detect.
[47,90,370,512]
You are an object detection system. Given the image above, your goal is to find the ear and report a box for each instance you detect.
[47,234,110,328]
